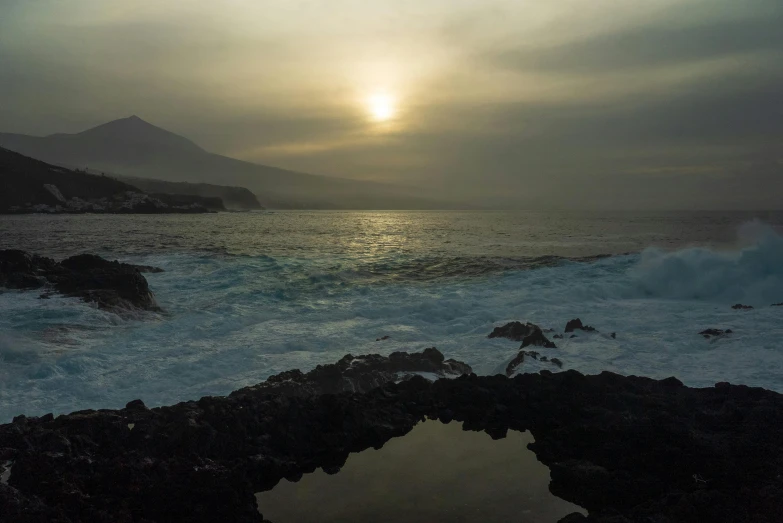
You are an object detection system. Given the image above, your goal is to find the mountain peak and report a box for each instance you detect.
[71,116,204,153]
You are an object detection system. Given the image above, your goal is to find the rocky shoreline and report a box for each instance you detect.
[2,251,782,522]
[1,346,781,523]
[0,250,160,311]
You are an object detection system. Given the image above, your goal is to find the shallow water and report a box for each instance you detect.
[255,421,585,523]
[1,211,783,421]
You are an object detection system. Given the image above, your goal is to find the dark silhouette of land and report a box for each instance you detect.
[0,147,217,213]
[114,177,262,211]
[0,116,463,210]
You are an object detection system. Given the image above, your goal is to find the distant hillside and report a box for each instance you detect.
[0,147,137,209]
[0,147,215,214]
[0,116,464,210]
[115,176,262,210]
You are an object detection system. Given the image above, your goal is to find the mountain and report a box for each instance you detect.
[111,176,263,211]
[0,147,215,214]
[0,116,460,209]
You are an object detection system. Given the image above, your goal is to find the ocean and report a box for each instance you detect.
[1,210,782,422]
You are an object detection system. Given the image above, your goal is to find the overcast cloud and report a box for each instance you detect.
[1,0,781,208]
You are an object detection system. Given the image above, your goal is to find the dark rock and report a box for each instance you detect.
[659,376,684,387]
[521,330,557,349]
[570,335,578,339]
[488,321,540,341]
[558,513,589,523]
[700,328,732,339]
[610,332,616,339]
[565,318,597,333]
[772,303,783,307]
[232,347,471,397]
[37,293,50,300]
[125,399,148,411]
[375,335,390,341]
[553,334,564,339]
[0,250,159,312]
[732,304,754,310]
[505,350,562,376]
[132,265,164,274]
[505,352,526,376]
[2,352,783,523]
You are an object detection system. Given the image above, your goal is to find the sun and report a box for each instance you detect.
[367,92,396,122]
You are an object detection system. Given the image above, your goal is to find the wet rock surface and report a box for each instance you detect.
[1,349,782,523]
[521,329,557,349]
[231,347,471,397]
[700,328,733,339]
[732,304,754,310]
[488,321,540,341]
[565,318,597,333]
[0,250,159,311]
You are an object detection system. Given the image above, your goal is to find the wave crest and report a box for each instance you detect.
[629,222,783,303]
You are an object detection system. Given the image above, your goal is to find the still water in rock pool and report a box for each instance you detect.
[255,421,585,522]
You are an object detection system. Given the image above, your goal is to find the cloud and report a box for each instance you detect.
[0,0,781,209]
[488,10,783,75]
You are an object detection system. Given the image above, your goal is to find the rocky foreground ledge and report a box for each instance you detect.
[0,250,159,311]
[1,349,782,523]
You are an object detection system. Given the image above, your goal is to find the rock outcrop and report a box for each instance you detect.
[488,321,540,341]
[505,350,561,376]
[565,318,597,333]
[700,328,732,339]
[232,347,471,397]
[521,329,557,349]
[1,355,782,523]
[0,250,159,311]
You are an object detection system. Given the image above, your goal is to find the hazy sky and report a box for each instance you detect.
[1,0,782,208]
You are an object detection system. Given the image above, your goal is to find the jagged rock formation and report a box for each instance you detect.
[1,356,781,523]
[700,328,732,339]
[489,321,541,341]
[0,250,159,311]
[565,318,597,333]
[231,347,471,397]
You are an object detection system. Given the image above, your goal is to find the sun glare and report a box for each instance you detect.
[367,93,396,122]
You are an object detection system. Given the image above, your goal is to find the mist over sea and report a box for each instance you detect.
[2,210,783,422]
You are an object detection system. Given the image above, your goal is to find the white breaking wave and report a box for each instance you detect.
[626,221,783,303]
[1,223,783,422]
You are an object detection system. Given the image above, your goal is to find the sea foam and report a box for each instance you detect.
[1,223,783,422]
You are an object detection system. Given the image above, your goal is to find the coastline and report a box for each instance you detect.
[1,351,781,523]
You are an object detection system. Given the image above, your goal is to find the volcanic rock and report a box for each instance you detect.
[521,330,557,349]
[700,328,733,339]
[565,318,597,333]
[231,347,471,397]
[1,357,782,523]
[488,321,540,341]
[0,250,159,312]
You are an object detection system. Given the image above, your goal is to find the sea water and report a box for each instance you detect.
[1,211,782,421]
